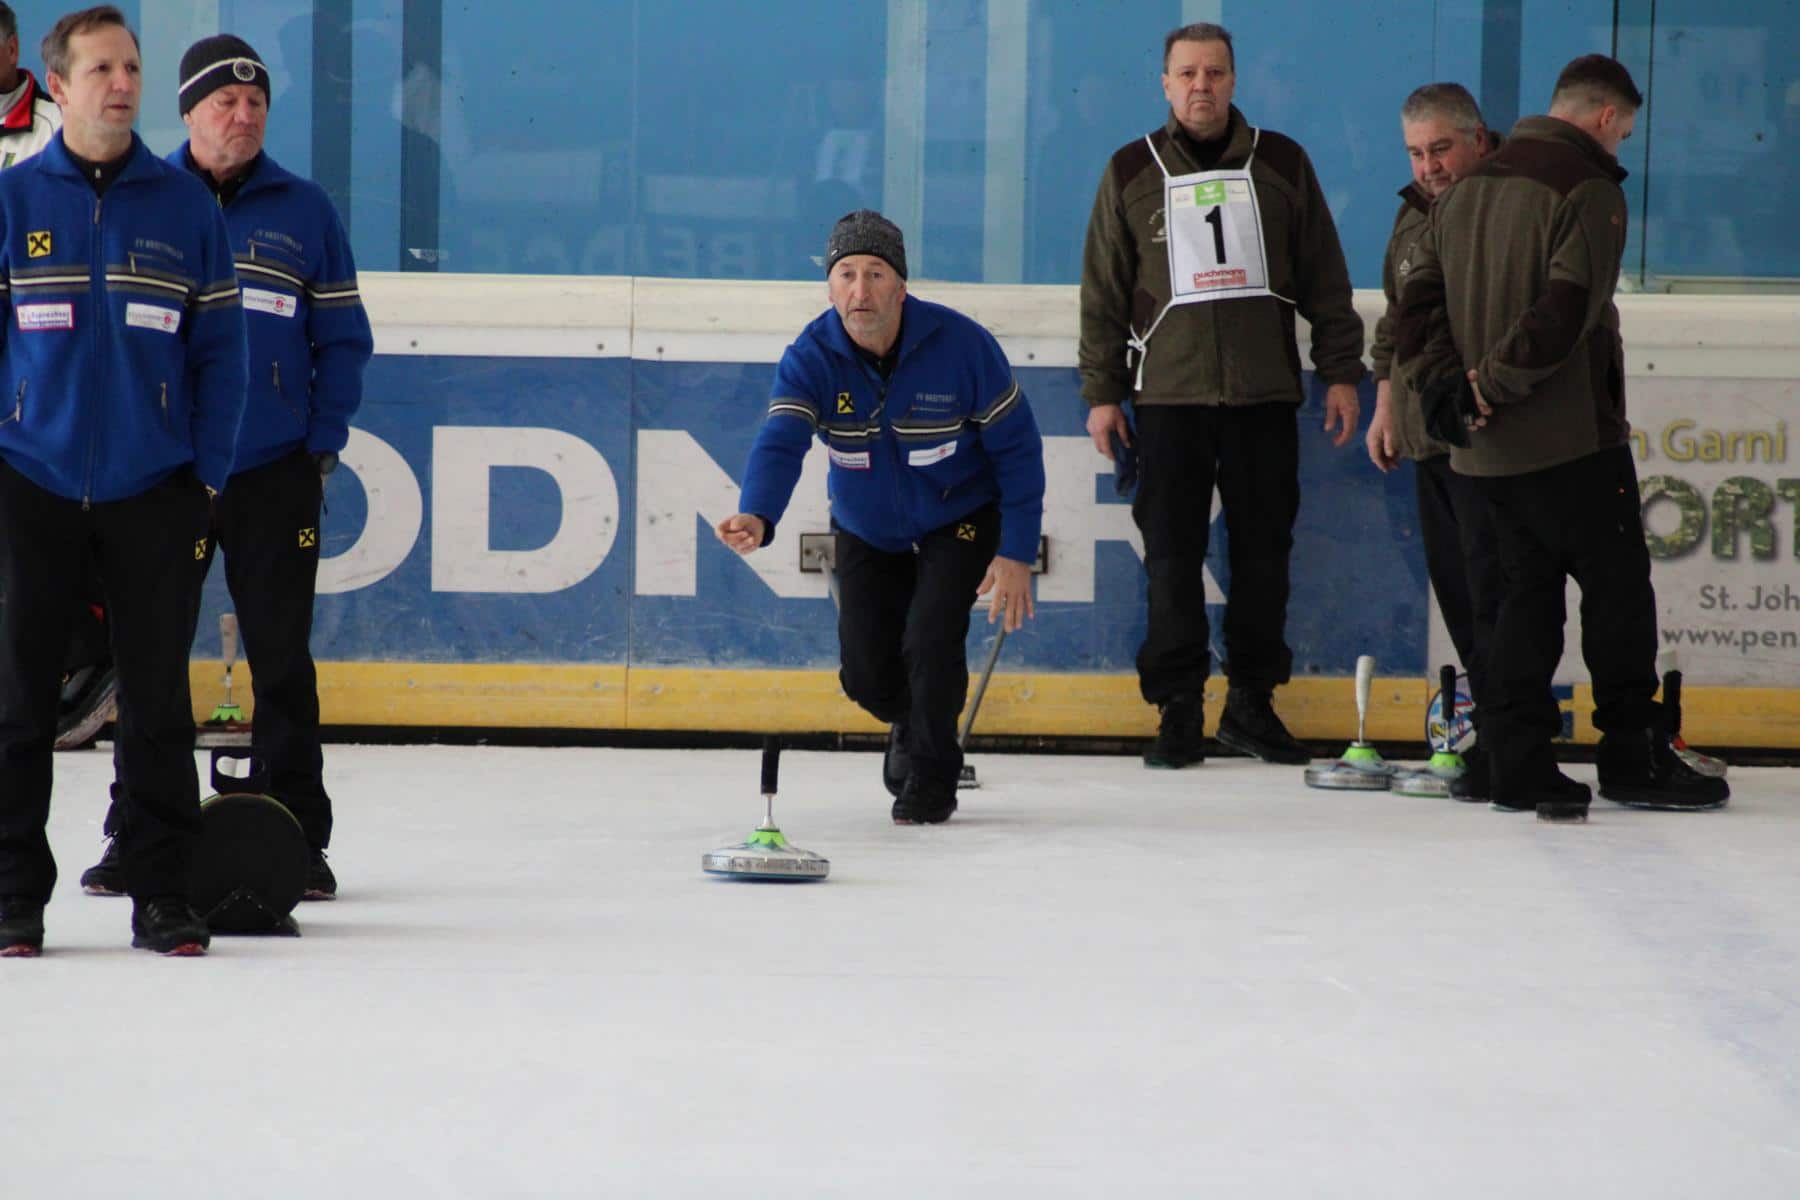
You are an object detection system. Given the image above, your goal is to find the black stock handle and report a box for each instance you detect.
[760,735,780,795]
[210,748,270,796]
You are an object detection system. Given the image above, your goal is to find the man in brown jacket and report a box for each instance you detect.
[1395,55,1728,821]
[1080,22,1365,769]
[1367,82,1498,795]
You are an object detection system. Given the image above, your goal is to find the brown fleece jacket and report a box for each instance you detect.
[1392,115,1631,477]
[1079,107,1365,410]
[1369,183,1452,461]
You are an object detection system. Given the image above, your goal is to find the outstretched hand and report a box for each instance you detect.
[714,513,767,556]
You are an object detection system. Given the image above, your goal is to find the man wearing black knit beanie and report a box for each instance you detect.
[80,31,373,905]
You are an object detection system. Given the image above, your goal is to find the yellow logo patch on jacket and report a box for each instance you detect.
[836,392,854,414]
[26,231,51,257]
[299,527,318,549]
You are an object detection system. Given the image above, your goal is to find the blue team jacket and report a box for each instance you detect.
[171,144,373,475]
[0,132,245,499]
[740,294,1045,564]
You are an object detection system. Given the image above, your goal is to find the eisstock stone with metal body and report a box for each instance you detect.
[1392,664,1472,798]
[702,737,830,882]
[1304,655,1395,791]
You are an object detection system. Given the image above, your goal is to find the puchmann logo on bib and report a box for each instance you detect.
[1191,181,1227,206]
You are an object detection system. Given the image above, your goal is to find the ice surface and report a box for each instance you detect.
[8,745,1800,1198]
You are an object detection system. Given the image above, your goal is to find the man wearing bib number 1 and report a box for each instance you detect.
[1080,23,1365,770]
[79,33,372,902]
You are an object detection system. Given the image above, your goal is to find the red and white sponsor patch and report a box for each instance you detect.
[907,441,958,467]
[125,302,182,334]
[242,287,297,318]
[828,446,871,470]
[16,302,73,331]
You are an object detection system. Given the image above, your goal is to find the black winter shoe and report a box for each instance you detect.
[1143,694,1205,768]
[0,896,45,957]
[892,776,958,825]
[1448,744,1490,802]
[1215,687,1309,765]
[883,722,911,798]
[80,837,127,896]
[1492,773,1591,822]
[304,849,338,901]
[1597,729,1730,811]
[130,897,210,956]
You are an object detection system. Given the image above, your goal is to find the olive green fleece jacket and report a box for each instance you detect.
[1393,116,1631,478]
[1369,183,1452,461]
[1078,107,1366,410]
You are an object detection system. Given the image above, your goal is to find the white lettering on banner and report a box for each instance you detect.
[242,287,298,318]
[124,302,181,334]
[431,427,619,593]
[312,430,1228,605]
[16,303,72,330]
[317,428,424,594]
[634,429,829,599]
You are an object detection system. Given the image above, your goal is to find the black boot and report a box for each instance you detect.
[1215,687,1309,765]
[304,849,338,901]
[1597,729,1731,811]
[892,775,958,825]
[1448,743,1489,802]
[0,897,45,958]
[80,836,127,896]
[1143,694,1205,769]
[130,897,211,956]
[882,722,911,798]
[1492,772,1591,822]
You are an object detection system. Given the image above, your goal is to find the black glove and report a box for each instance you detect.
[1420,372,1480,448]
[314,451,339,478]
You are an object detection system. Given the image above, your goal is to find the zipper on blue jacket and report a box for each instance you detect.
[274,360,296,411]
[867,369,915,549]
[0,379,24,428]
[82,195,104,508]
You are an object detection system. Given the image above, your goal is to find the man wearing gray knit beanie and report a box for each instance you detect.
[717,210,1046,826]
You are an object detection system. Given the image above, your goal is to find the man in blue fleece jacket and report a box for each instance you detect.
[80,33,373,904]
[716,211,1045,825]
[0,7,247,958]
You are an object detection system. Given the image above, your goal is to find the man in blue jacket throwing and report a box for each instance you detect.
[716,211,1045,825]
[80,32,374,903]
[0,7,247,957]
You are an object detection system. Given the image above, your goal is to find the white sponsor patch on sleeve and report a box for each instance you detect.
[16,302,73,331]
[828,446,871,470]
[241,287,298,318]
[907,441,958,467]
[125,302,182,334]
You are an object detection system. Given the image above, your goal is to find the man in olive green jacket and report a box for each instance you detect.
[1080,21,1365,770]
[1394,55,1727,821]
[1366,82,1498,794]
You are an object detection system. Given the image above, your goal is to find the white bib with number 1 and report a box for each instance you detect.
[1164,170,1271,302]
[1125,128,1284,390]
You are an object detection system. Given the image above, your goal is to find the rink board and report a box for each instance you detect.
[185,278,1800,746]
